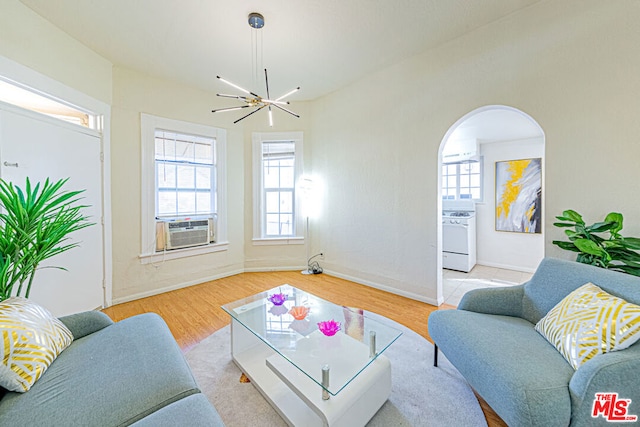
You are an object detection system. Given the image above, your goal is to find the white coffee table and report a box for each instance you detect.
[221,284,402,427]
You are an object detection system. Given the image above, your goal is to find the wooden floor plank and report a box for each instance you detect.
[102,271,506,427]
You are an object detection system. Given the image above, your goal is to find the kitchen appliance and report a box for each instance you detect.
[442,200,477,272]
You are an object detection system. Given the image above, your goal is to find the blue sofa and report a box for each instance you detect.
[0,311,224,426]
[429,257,640,426]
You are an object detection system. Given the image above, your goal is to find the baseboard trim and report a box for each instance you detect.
[476,260,537,274]
[324,269,439,306]
[111,268,245,305]
[243,266,304,273]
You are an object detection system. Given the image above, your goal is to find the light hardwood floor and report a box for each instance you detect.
[102,271,506,427]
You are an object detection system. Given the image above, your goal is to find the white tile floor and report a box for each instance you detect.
[442,265,534,306]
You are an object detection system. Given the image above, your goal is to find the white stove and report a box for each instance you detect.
[442,200,477,272]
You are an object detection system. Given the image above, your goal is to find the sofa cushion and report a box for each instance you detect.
[535,282,640,369]
[0,313,200,426]
[130,393,225,426]
[429,309,575,426]
[0,297,73,392]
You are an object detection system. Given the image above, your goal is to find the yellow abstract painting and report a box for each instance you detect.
[495,158,541,233]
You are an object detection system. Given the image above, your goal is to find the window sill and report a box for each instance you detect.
[139,242,229,264]
[252,237,304,246]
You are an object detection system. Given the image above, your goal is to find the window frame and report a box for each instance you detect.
[442,159,484,202]
[140,114,227,263]
[252,132,304,245]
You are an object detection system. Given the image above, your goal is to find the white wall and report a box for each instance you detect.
[476,138,544,272]
[0,0,112,105]
[109,67,249,302]
[310,0,640,305]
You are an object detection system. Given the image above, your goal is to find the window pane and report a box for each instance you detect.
[177,165,195,189]
[460,163,473,174]
[279,214,293,235]
[155,135,176,160]
[266,192,280,213]
[447,176,457,188]
[196,192,211,214]
[470,174,480,187]
[177,191,196,214]
[175,139,194,162]
[460,175,470,187]
[195,166,211,189]
[194,141,212,163]
[280,165,294,188]
[470,188,481,199]
[266,214,280,235]
[280,191,293,213]
[157,163,176,188]
[264,163,280,188]
[158,191,177,216]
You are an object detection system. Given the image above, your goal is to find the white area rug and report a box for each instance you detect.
[185,314,487,427]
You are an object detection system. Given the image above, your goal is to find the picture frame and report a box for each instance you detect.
[495,158,542,233]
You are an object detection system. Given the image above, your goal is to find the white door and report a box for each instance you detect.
[0,105,104,316]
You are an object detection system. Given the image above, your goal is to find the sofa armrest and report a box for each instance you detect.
[59,311,114,339]
[569,344,640,424]
[457,284,525,317]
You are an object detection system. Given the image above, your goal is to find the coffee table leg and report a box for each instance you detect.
[370,331,377,357]
[322,365,330,400]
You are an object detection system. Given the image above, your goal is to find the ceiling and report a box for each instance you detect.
[20,0,541,101]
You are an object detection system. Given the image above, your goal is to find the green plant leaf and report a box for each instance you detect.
[557,210,584,224]
[620,237,640,250]
[574,239,609,259]
[585,221,617,233]
[605,212,624,236]
[0,177,93,298]
[552,240,580,252]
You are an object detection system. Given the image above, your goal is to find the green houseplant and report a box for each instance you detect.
[0,178,93,301]
[552,209,640,276]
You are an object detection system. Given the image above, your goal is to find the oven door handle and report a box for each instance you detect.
[443,223,469,228]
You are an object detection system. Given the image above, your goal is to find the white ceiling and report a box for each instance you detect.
[20,0,541,101]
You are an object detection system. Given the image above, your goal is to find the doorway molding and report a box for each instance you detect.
[436,105,545,305]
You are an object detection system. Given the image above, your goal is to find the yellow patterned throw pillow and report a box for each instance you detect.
[0,297,73,392]
[535,283,640,369]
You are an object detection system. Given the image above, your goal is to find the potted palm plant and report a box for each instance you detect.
[0,178,93,300]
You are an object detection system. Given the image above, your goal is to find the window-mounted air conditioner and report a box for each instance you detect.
[155,218,215,251]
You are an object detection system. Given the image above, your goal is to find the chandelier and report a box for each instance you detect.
[211,13,300,127]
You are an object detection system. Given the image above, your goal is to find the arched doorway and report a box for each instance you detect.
[437,105,545,306]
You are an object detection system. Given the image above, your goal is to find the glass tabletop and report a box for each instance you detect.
[221,284,402,396]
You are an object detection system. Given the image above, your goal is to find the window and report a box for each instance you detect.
[0,78,96,128]
[253,132,304,243]
[141,114,227,261]
[155,131,215,218]
[442,161,482,201]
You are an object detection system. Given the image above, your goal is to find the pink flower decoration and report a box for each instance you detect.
[268,293,288,306]
[317,320,341,337]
